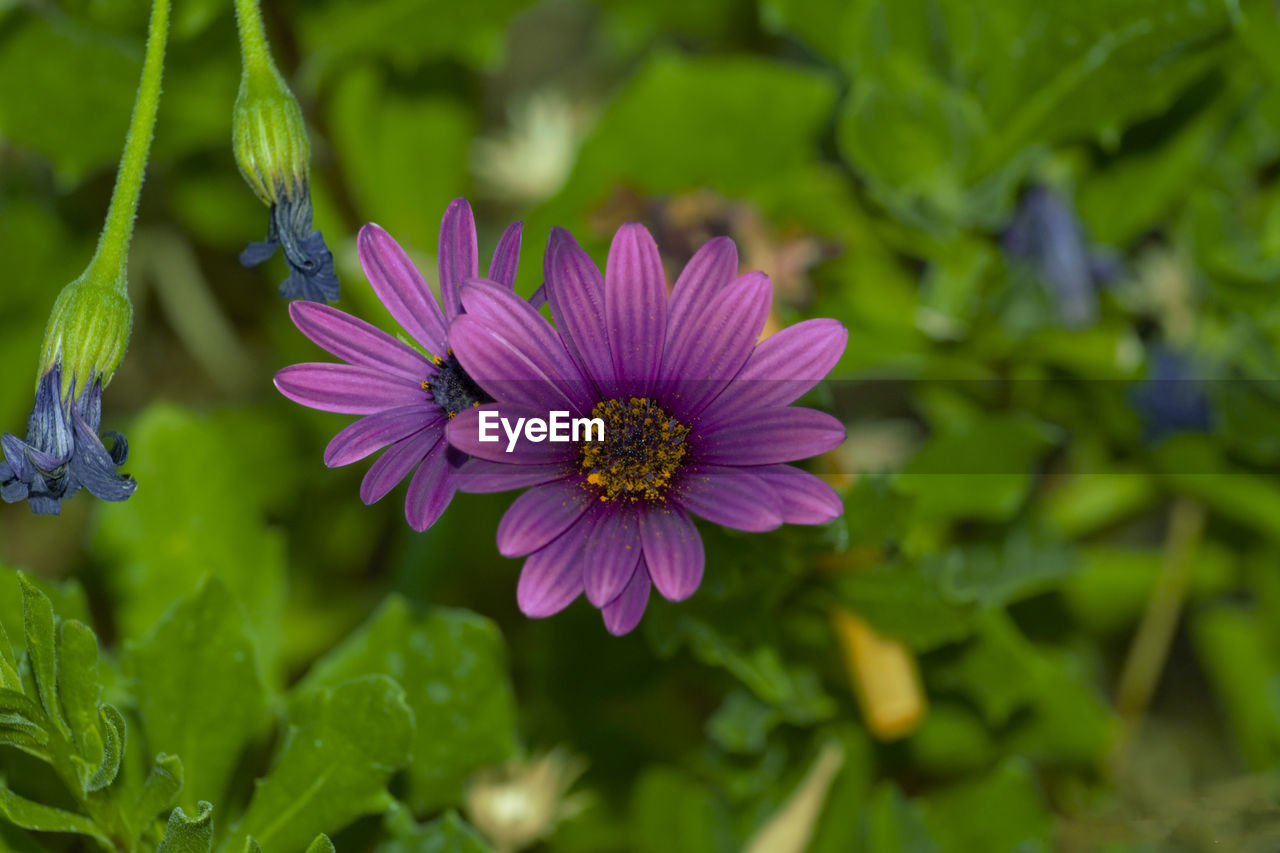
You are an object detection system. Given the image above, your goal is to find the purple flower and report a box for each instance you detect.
[241,189,340,303]
[1,365,135,515]
[446,224,847,635]
[274,198,522,530]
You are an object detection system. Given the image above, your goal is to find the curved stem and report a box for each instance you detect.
[86,0,171,294]
[233,0,277,77]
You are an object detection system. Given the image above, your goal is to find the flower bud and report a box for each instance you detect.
[38,272,133,396]
[232,61,310,207]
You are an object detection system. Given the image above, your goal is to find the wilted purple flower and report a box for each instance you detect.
[1,365,135,515]
[1130,346,1213,441]
[240,189,340,303]
[274,199,522,530]
[1003,185,1118,327]
[446,224,847,635]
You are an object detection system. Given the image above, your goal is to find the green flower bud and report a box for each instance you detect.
[232,60,310,206]
[38,271,133,396]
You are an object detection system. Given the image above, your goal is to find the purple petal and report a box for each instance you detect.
[639,504,704,602]
[606,223,666,396]
[662,271,771,419]
[602,561,651,636]
[581,507,642,608]
[454,459,568,494]
[445,405,579,465]
[325,405,441,467]
[496,478,594,557]
[517,520,589,617]
[756,464,843,524]
[455,282,594,411]
[705,318,847,417]
[438,198,479,320]
[289,302,432,383]
[487,222,523,289]
[358,224,448,356]
[404,440,456,531]
[694,407,845,465]
[673,465,783,532]
[545,228,614,396]
[360,429,440,504]
[664,236,738,360]
[275,364,426,414]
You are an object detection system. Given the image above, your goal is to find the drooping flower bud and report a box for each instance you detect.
[38,272,133,397]
[232,0,338,303]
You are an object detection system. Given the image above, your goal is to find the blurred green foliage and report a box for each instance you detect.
[4,0,1280,851]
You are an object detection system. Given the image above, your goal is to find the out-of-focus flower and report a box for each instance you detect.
[447,224,847,634]
[1130,346,1213,442]
[1003,185,1120,327]
[233,0,337,302]
[274,199,522,530]
[465,748,588,853]
[473,91,588,205]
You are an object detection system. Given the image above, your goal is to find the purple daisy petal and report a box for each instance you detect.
[517,518,589,617]
[405,440,457,531]
[674,465,783,532]
[639,504,704,602]
[756,464,844,524]
[456,282,594,411]
[289,302,433,383]
[704,318,848,417]
[662,271,771,419]
[694,407,845,465]
[360,428,440,505]
[664,236,738,361]
[602,560,651,636]
[606,223,667,397]
[496,477,594,557]
[358,224,449,356]
[275,364,427,414]
[545,228,615,397]
[487,222,524,290]
[438,198,479,321]
[455,459,568,494]
[446,405,579,465]
[581,507,642,608]
[324,405,441,467]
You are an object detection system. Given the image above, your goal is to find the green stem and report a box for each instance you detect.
[233,0,278,77]
[85,0,171,294]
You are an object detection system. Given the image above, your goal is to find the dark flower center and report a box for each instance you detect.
[423,352,492,417]
[580,397,689,502]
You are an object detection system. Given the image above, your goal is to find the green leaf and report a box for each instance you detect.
[0,781,110,847]
[861,784,939,853]
[94,405,288,677]
[82,704,126,793]
[379,806,493,853]
[896,414,1058,521]
[297,597,516,812]
[629,767,733,853]
[304,836,336,853]
[18,576,67,742]
[158,802,215,853]
[833,567,973,651]
[0,16,138,183]
[0,568,89,665]
[920,759,1051,853]
[56,621,103,770]
[918,532,1076,609]
[127,578,271,811]
[130,754,185,839]
[707,690,783,755]
[230,675,413,853]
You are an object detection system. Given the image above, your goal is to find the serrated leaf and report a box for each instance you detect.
[158,802,214,853]
[380,807,492,853]
[56,621,103,767]
[0,781,110,847]
[83,704,126,793]
[229,675,413,853]
[128,578,270,811]
[130,754,185,838]
[304,836,336,853]
[18,576,67,742]
[297,597,516,812]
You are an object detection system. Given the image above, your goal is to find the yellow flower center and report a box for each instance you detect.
[579,397,689,502]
